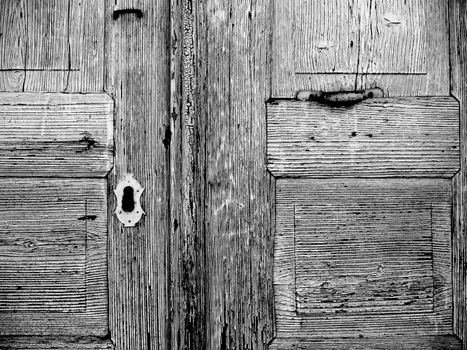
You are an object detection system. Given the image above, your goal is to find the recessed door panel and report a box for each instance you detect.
[268,98,460,346]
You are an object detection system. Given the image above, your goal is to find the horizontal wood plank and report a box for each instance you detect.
[267,97,459,177]
[0,178,108,335]
[269,335,462,350]
[0,336,114,349]
[0,93,113,177]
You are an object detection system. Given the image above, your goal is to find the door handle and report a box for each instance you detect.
[296,88,384,106]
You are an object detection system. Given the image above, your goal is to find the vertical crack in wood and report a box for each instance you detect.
[354,9,362,90]
[84,198,88,310]
[22,1,29,92]
[65,0,72,91]
[293,204,297,312]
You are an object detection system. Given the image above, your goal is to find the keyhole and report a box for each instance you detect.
[122,186,135,212]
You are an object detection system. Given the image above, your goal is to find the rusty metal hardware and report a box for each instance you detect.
[296,88,384,106]
[112,9,143,20]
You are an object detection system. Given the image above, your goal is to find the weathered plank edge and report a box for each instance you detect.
[193,0,276,348]
[269,335,462,350]
[0,336,114,350]
[450,1,467,349]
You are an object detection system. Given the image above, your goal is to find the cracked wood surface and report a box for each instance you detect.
[0,92,113,177]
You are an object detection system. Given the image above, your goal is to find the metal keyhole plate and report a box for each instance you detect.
[114,173,145,227]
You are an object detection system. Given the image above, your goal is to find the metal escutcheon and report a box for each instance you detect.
[114,174,145,227]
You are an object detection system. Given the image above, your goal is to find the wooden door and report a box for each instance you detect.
[0,0,171,349]
[179,0,467,349]
[265,1,465,348]
[2,0,467,349]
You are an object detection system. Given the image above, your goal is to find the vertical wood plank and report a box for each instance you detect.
[170,0,208,348]
[195,0,275,348]
[25,0,69,70]
[450,1,467,348]
[105,0,171,349]
[67,0,105,92]
[0,0,27,91]
[0,0,26,70]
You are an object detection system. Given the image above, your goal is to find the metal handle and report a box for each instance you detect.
[296,88,384,106]
[112,9,143,20]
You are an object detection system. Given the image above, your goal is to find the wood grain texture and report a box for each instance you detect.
[25,0,69,70]
[66,0,105,92]
[194,0,275,348]
[269,335,462,350]
[273,0,449,97]
[0,0,26,91]
[0,179,108,335]
[267,97,459,177]
[450,0,467,348]
[294,0,425,74]
[274,178,453,339]
[0,0,105,92]
[105,0,171,349]
[0,92,113,177]
[169,0,206,348]
[0,336,114,350]
[294,203,435,314]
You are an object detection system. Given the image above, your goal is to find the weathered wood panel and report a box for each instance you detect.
[0,0,26,70]
[25,0,69,70]
[0,179,108,335]
[193,0,275,349]
[269,335,462,350]
[0,336,114,350]
[267,97,459,177]
[0,93,113,177]
[0,0,26,91]
[450,0,467,348]
[66,0,105,92]
[273,0,449,97]
[294,203,435,314]
[295,0,425,74]
[105,0,171,349]
[0,0,105,92]
[294,0,359,74]
[274,178,453,339]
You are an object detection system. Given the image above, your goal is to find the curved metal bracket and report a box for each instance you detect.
[114,174,145,227]
[296,88,384,106]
